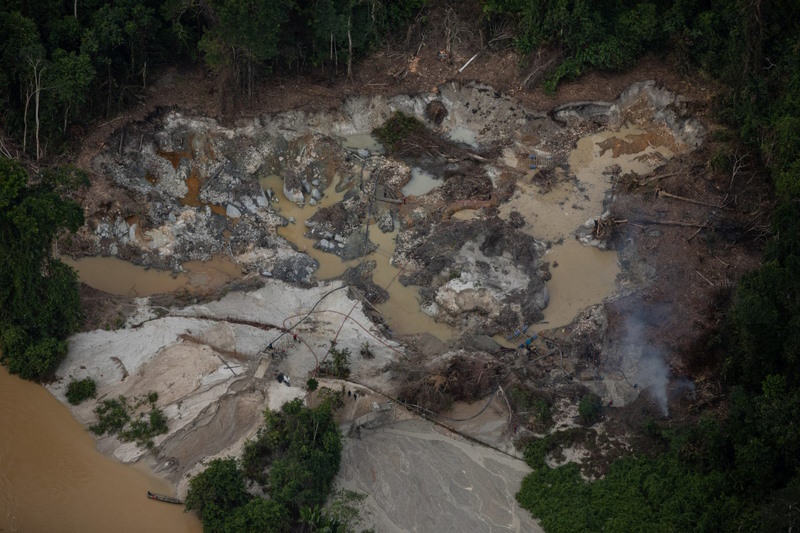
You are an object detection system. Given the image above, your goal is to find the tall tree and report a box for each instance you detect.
[198,0,292,95]
[0,12,40,147]
[48,49,95,132]
[21,44,47,159]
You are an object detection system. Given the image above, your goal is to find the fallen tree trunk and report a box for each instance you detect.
[442,194,497,220]
[657,189,726,209]
[632,219,709,229]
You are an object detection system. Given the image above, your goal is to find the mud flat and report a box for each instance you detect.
[48,279,405,497]
[336,419,542,533]
[70,80,700,344]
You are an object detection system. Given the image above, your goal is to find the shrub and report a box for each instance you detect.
[319,346,351,379]
[578,393,603,424]
[121,407,168,449]
[66,378,97,405]
[89,392,167,448]
[185,458,251,528]
[509,385,552,429]
[359,342,374,359]
[90,396,130,435]
[373,112,425,151]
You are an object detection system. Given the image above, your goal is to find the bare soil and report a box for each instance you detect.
[66,0,768,481]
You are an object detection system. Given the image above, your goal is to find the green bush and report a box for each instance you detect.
[89,392,167,448]
[90,396,131,436]
[509,385,552,429]
[360,342,375,359]
[185,458,251,529]
[373,112,425,151]
[578,393,603,424]
[319,346,351,379]
[121,407,168,449]
[66,378,97,405]
[523,428,583,469]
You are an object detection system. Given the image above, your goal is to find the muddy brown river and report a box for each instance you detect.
[0,366,201,532]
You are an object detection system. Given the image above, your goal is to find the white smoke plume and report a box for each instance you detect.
[620,309,671,415]
[637,349,670,415]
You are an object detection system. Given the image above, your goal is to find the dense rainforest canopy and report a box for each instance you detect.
[1,0,799,530]
[0,159,85,380]
[480,1,800,531]
[0,0,426,158]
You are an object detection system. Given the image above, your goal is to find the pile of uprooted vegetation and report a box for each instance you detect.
[374,111,501,173]
[373,110,481,162]
[392,352,503,412]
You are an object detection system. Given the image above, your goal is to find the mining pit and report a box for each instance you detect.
[13,79,708,531]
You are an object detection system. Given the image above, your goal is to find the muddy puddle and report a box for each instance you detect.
[259,173,350,279]
[259,174,454,341]
[448,125,479,147]
[62,255,241,296]
[402,167,442,197]
[181,170,227,217]
[541,240,621,328]
[341,133,384,154]
[0,366,201,533]
[499,126,674,328]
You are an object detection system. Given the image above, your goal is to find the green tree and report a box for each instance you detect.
[320,346,351,378]
[242,398,342,515]
[66,377,97,405]
[481,0,666,90]
[185,458,251,530]
[222,498,289,533]
[299,505,347,533]
[725,202,800,390]
[198,0,292,94]
[0,11,40,138]
[578,393,602,424]
[0,158,84,380]
[48,48,95,133]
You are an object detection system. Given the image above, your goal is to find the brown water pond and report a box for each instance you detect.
[62,255,242,297]
[259,172,455,341]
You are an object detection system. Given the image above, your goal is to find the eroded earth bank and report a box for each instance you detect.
[47,79,721,531]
